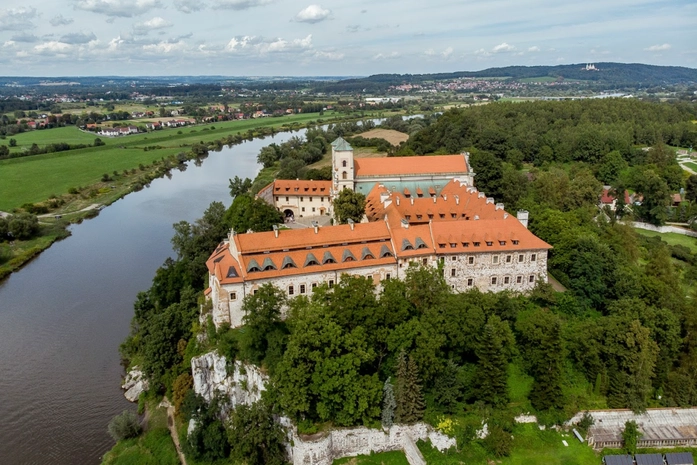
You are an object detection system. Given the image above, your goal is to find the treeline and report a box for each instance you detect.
[0,139,105,160]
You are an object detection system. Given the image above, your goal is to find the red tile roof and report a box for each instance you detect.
[355,154,468,178]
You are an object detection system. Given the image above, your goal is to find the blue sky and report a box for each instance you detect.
[0,0,694,76]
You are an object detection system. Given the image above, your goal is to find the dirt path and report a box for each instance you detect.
[37,203,102,218]
[160,398,188,465]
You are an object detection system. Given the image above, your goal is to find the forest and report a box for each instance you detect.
[118,98,697,464]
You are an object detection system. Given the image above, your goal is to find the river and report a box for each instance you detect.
[0,130,308,464]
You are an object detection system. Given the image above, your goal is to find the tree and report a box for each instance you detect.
[634,168,671,226]
[227,400,287,465]
[7,213,39,240]
[686,175,697,203]
[469,150,503,199]
[597,150,628,184]
[475,316,513,407]
[333,189,366,224]
[240,283,287,365]
[228,176,252,198]
[622,420,641,454]
[394,351,425,423]
[224,194,283,233]
[0,145,9,158]
[381,378,396,428]
[257,145,280,168]
[9,138,16,147]
[107,410,142,441]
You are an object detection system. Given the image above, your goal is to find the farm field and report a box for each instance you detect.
[355,128,409,146]
[0,111,390,211]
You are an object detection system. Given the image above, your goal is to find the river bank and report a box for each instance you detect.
[0,111,401,283]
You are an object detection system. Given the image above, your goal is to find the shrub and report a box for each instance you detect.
[108,410,142,441]
[101,173,111,182]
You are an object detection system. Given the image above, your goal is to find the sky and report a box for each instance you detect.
[0,0,694,77]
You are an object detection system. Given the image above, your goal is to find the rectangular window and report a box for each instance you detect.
[451,268,456,277]
[321,197,324,202]
[504,276,510,284]
[423,258,428,266]
[529,275,535,283]
[302,207,305,212]
[518,254,524,263]
[516,276,522,284]
[385,273,391,280]
[300,284,306,294]
[492,255,499,264]
[288,285,294,295]
[491,276,497,285]
[300,196,304,202]
[309,197,313,202]
[312,207,316,212]
[329,279,334,288]
[467,278,473,286]
[468,256,474,265]
[275,197,278,202]
[285,196,289,202]
[312,283,317,289]
[230,292,237,301]
[506,255,512,263]
[531,254,537,262]
[452,256,457,261]
[253,289,257,295]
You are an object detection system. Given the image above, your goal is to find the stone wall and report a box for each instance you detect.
[631,221,697,238]
[191,351,456,465]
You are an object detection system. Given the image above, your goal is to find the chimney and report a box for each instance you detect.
[474,215,479,220]
[443,194,447,201]
[433,196,437,203]
[401,219,409,229]
[517,210,529,228]
[503,213,509,219]
[348,218,355,231]
[272,224,279,238]
[312,220,319,234]
[455,195,459,205]
[410,197,414,205]
[396,197,400,206]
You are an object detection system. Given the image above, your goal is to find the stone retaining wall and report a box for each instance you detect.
[631,222,697,238]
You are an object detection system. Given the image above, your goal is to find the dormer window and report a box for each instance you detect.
[473,242,480,247]
[499,241,506,246]
[486,241,493,246]
[462,242,469,247]
[512,240,519,245]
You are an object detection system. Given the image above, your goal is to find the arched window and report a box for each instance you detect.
[342,160,347,167]
[342,171,347,180]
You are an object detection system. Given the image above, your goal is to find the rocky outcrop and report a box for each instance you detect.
[191,351,266,406]
[122,367,149,402]
[190,351,456,465]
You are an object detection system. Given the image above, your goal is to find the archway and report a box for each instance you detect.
[283,209,295,223]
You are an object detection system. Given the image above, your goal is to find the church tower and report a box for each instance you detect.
[331,137,355,192]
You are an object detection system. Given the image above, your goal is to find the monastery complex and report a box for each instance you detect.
[206,138,551,328]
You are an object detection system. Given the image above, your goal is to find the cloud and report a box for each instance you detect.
[212,0,273,10]
[11,33,41,43]
[644,43,671,52]
[492,42,516,53]
[528,46,540,52]
[174,0,206,13]
[474,48,490,57]
[225,34,312,55]
[424,47,454,59]
[133,17,173,35]
[50,14,74,26]
[0,7,38,31]
[142,40,189,54]
[373,51,400,60]
[295,5,330,24]
[313,50,344,60]
[34,41,73,56]
[75,0,162,18]
[60,32,98,44]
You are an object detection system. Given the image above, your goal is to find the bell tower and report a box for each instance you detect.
[331,137,355,192]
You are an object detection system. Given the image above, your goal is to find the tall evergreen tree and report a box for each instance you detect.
[394,351,425,423]
[382,377,396,428]
[475,316,511,407]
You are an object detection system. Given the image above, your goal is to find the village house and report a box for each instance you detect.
[205,138,551,328]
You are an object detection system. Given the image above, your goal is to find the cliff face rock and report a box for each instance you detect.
[191,351,266,406]
[122,367,149,402]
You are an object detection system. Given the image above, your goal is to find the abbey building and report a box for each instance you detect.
[205,138,551,328]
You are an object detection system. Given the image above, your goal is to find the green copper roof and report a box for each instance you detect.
[332,137,353,152]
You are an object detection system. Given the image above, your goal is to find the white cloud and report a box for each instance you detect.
[373,51,401,60]
[50,14,74,26]
[34,41,73,56]
[226,34,312,55]
[174,0,206,13]
[528,46,540,52]
[11,33,41,43]
[60,32,98,44]
[0,7,38,31]
[295,5,331,24]
[143,40,188,54]
[3,41,16,48]
[425,47,454,59]
[474,48,490,57]
[75,0,162,18]
[492,42,516,53]
[133,17,173,35]
[644,43,671,52]
[212,0,273,10]
[313,50,344,60]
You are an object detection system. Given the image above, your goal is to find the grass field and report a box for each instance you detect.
[683,161,697,171]
[0,126,100,150]
[100,407,178,465]
[518,76,558,83]
[0,111,387,211]
[634,229,697,253]
[333,450,410,465]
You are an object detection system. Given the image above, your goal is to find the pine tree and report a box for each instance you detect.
[476,317,510,407]
[382,377,396,428]
[394,351,425,423]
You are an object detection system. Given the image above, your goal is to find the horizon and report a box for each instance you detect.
[1,1,694,76]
